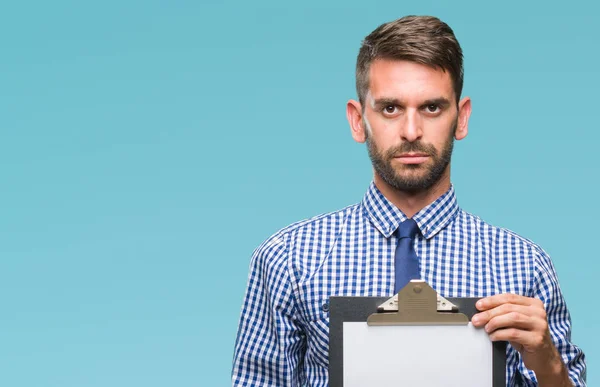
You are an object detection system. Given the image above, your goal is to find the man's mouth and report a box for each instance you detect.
[393,153,430,164]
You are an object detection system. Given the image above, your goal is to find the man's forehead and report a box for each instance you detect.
[367,59,455,103]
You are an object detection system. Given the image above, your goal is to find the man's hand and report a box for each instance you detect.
[472,294,571,386]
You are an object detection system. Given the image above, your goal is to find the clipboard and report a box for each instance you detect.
[329,280,507,386]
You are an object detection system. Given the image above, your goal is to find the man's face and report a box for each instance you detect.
[360,59,463,193]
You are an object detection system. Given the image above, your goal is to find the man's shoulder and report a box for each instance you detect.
[270,202,360,241]
[253,203,361,257]
[458,209,548,257]
[281,203,360,234]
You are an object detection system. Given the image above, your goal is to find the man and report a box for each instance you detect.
[232,15,586,386]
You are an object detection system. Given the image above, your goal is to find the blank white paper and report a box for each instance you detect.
[343,322,493,387]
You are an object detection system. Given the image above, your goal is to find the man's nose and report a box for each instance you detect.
[400,110,423,142]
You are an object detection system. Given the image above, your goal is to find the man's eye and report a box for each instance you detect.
[425,104,440,113]
[384,106,397,114]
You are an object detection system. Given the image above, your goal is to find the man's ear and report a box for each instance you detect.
[347,99,366,143]
[455,96,471,141]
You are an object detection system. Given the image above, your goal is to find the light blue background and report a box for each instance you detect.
[1,1,596,386]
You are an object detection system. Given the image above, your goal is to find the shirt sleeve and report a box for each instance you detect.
[232,234,305,386]
[516,247,587,386]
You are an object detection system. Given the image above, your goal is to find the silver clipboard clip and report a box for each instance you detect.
[367,280,469,326]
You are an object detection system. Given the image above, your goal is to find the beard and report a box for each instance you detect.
[366,120,456,194]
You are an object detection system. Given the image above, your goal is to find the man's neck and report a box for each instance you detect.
[373,170,451,219]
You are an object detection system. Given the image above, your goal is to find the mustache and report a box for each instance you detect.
[385,141,438,158]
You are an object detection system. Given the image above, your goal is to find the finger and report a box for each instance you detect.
[472,303,546,327]
[484,310,546,334]
[488,328,546,349]
[476,294,543,311]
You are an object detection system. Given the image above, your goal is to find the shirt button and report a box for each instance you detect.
[322,302,329,312]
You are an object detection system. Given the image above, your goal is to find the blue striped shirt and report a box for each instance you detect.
[232,182,586,386]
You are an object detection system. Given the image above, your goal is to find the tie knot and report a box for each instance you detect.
[397,219,419,239]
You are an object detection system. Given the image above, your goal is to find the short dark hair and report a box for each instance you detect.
[356,15,464,106]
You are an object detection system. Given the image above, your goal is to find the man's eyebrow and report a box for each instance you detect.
[372,98,401,107]
[420,97,451,107]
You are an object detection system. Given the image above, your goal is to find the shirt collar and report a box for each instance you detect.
[361,181,459,239]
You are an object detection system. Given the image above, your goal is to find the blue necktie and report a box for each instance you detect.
[394,219,421,293]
